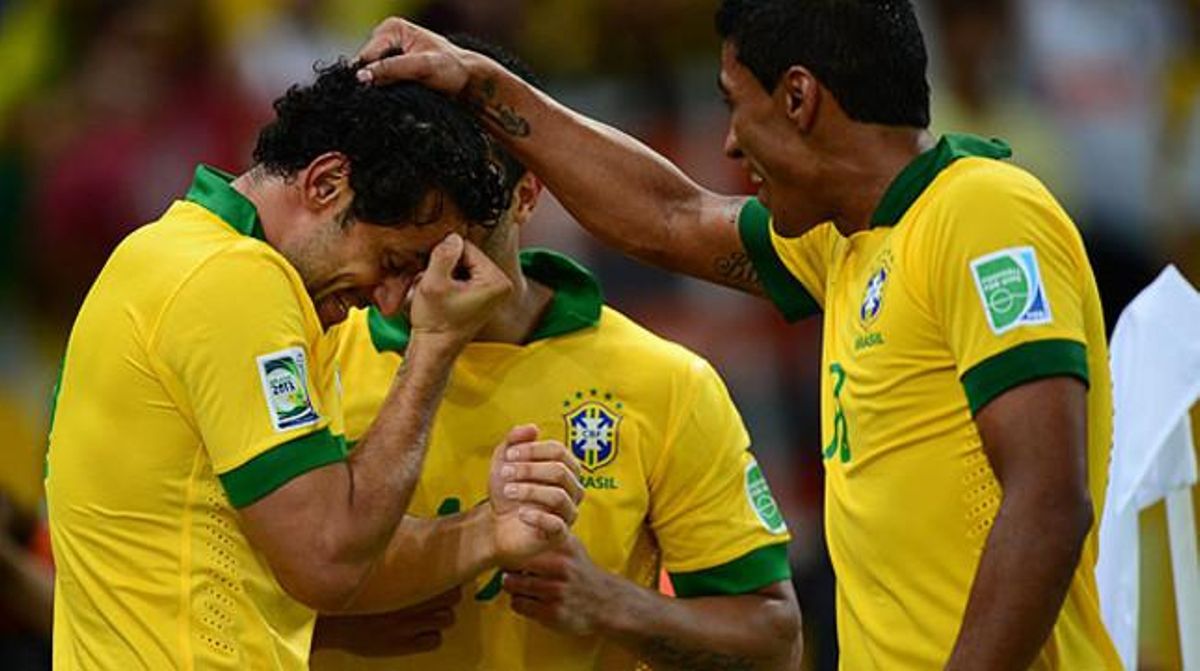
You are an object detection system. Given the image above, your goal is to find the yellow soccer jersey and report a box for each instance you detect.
[312,249,791,671]
[46,166,347,669]
[741,134,1120,669]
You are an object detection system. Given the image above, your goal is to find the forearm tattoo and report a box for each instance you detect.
[641,637,756,671]
[466,77,531,138]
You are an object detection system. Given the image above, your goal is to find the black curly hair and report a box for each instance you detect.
[253,59,507,227]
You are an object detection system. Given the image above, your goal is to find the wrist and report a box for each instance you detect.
[588,571,640,637]
[459,50,505,98]
[406,328,469,362]
[462,505,499,572]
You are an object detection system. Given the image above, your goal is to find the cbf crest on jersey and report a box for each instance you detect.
[564,393,622,471]
[859,265,889,326]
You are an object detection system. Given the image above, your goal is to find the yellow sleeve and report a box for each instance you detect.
[738,197,839,321]
[151,243,345,507]
[648,356,791,597]
[927,165,1091,415]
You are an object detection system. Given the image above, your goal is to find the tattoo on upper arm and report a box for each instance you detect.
[714,251,760,289]
[710,198,761,293]
[641,637,756,671]
[466,77,531,138]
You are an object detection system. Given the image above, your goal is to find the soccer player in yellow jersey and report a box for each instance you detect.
[358,2,1121,669]
[311,36,802,671]
[46,62,583,669]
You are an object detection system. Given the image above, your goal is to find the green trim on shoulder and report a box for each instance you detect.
[960,339,1089,416]
[185,165,265,240]
[365,248,603,353]
[870,133,1013,228]
[669,542,792,598]
[219,428,348,508]
[736,198,820,323]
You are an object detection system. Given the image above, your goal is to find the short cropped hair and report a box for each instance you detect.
[716,0,931,128]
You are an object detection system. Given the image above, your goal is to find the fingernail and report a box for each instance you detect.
[504,484,518,498]
[506,448,519,461]
[501,465,516,478]
[356,68,373,83]
[518,508,536,523]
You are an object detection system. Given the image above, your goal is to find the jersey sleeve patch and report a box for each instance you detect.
[668,542,791,598]
[257,347,320,432]
[959,339,1089,415]
[969,246,1052,335]
[218,428,347,508]
[746,458,788,535]
[737,199,821,322]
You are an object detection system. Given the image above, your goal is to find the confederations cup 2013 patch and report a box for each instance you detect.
[256,347,320,432]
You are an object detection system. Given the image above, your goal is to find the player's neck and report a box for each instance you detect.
[474,265,554,345]
[825,127,935,236]
[473,234,554,344]
[231,167,291,249]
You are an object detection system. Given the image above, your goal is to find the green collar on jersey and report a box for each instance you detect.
[185,164,266,240]
[870,133,1012,228]
[368,248,604,353]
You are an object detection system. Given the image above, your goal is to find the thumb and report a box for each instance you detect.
[425,233,465,282]
[506,424,539,446]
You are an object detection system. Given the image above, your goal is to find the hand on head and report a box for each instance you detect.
[356,18,471,95]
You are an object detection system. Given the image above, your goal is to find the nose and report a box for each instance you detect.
[723,122,743,160]
[372,275,411,317]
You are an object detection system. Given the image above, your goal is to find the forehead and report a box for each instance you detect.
[718,41,757,96]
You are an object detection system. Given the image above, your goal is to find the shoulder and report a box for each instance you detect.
[593,307,714,376]
[915,157,1082,250]
[931,158,1069,220]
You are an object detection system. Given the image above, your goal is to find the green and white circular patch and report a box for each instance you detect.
[745,458,787,534]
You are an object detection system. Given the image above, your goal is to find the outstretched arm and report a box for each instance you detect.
[356,19,763,296]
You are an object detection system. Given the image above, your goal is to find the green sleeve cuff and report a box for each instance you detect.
[960,339,1089,415]
[669,542,792,598]
[737,199,821,322]
[219,428,348,508]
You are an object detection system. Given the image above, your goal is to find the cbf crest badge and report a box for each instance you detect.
[564,393,622,472]
[859,265,888,325]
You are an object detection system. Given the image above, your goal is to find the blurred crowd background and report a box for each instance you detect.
[0,0,1198,669]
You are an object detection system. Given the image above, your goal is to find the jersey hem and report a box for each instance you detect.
[960,339,1089,415]
[737,199,821,323]
[218,428,348,507]
[668,542,791,598]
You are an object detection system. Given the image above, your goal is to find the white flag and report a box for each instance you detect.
[1098,265,1200,670]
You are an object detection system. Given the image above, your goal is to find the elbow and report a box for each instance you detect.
[273,557,372,614]
[1036,485,1094,559]
[760,595,804,667]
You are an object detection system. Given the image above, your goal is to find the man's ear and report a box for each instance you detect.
[510,172,543,227]
[299,152,351,212]
[778,65,821,133]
